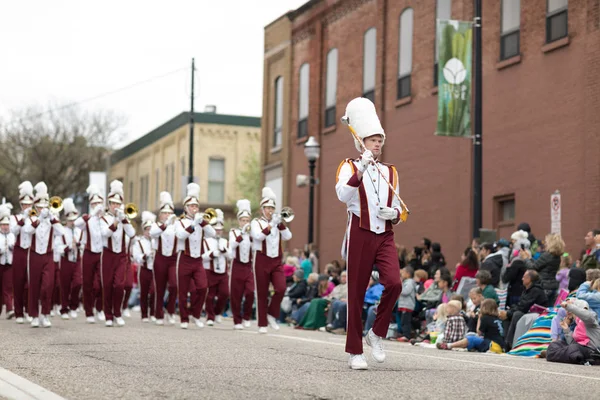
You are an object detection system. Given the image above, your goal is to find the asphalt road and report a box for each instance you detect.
[1,313,600,400]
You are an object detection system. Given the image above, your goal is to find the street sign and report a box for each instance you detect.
[550,190,561,235]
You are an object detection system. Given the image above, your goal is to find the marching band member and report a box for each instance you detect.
[75,184,105,323]
[51,212,62,317]
[23,182,65,328]
[202,209,230,326]
[175,183,216,329]
[335,97,403,370]
[133,212,157,322]
[250,187,292,334]
[149,191,177,326]
[11,181,34,324]
[229,199,254,330]
[100,180,135,327]
[58,198,82,320]
[122,236,134,318]
[0,204,15,319]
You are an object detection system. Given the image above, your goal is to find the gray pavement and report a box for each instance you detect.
[1,312,600,400]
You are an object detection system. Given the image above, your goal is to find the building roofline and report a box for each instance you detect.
[110,112,261,165]
[264,0,322,30]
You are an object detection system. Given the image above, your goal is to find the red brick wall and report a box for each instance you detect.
[280,0,600,270]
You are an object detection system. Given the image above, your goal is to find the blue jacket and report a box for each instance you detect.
[364,283,384,305]
[576,282,600,319]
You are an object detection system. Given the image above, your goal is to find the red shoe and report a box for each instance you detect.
[397,337,410,343]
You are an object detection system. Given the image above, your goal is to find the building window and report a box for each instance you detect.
[298,63,310,139]
[546,0,568,43]
[208,158,225,204]
[273,76,283,149]
[363,27,376,102]
[155,168,160,206]
[500,0,520,60]
[324,48,338,128]
[434,0,452,87]
[398,8,413,100]
[129,181,134,204]
[139,175,149,211]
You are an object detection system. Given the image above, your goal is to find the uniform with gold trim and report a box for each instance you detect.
[202,209,230,326]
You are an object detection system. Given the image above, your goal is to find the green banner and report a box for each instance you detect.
[435,20,473,138]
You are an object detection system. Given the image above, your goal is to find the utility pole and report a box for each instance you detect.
[188,58,195,184]
[472,0,483,240]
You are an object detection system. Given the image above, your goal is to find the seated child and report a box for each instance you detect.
[436,300,468,348]
[411,303,447,345]
[466,287,484,333]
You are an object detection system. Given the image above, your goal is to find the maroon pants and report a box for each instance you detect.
[205,270,229,321]
[12,246,28,318]
[230,260,254,324]
[60,258,82,314]
[100,251,126,321]
[254,251,285,328]
[1,264,13,313]
[122,260,133,311]
[52,262,60,308]
[176,253,207,323]
[345,214,402,354]
[153,253,177,319]
[82,250,103,317]
[139,267,156,319]
[28,252,55,317]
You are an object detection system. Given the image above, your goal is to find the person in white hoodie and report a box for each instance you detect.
[0,203,15,319]
[133,212,156,323]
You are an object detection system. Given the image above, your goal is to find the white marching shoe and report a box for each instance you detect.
[61,313,70,320]
[206,320,214,327]
[122,308,131,318]
[16,317,24,324]
[156,319,164,326]
[267,315,280,331]
[365,329,386,363]
[41,315,52,328]
[258,327,268,334]
[31,317,40,328]
[142,318,149,323]
[195,319,204,329]
[69,310,78,319]
[105,320,114,327]
[167,314,176,325]
[25,314,33,323]
[97,311,106,321]
[116,317,125,327]
[215,315,222,324]
[50,309,55,317]
[243,320,251,328]
[151,316,156,322]
[233,324,244,330]
[180,322,189,329]
[348,354,369,370]
[86,316,96,324]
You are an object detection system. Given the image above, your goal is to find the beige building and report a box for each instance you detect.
[109,110,261,217]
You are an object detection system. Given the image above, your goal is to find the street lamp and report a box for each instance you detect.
[304,136,320,246]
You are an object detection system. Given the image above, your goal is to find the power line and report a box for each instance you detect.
[17,66,190,122]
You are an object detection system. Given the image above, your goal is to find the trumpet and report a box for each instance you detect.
[203,208,217,225]
[124,203,138,219]
[276,207,294,224]
[28,208,38,217]
[241,223,251,234]
[49,196,63,213]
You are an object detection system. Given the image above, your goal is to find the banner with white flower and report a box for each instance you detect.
[435,20,473,138]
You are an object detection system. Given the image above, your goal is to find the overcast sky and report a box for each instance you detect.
[0,0,306,148]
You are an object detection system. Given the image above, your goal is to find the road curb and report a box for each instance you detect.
[0,367,66,400]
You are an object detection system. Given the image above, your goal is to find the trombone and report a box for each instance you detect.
[49,196,63,213]
[124,203,138,219]
[203,208,217,225]
[274,207,294,224]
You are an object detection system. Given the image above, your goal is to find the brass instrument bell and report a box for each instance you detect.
[49,196,63,213]
[124,203,139,219]
[280,207,295,223]
[203,208,217,225]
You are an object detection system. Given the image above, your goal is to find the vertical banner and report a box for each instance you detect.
[435,20,473,137]
[550,190,561,236]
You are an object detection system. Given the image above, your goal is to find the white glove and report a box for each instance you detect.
[166,214,177,225]
[212,249,221,257]
[194,213,203,225]
[39,208,50,220]
[377,207,398,221]
[22,207,31,217]
[116,208,125,221]
[270,214,281,227]
[91,205,103,217]
[358,150,374,172]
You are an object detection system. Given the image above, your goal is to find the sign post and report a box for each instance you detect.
[550,190,561,236]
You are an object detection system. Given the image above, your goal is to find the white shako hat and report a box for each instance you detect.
[260,187,276,208]
[142,211,156,229]
[159,191,175,213]
[87,184,104,204]
[107,180,124,204]
[236,199,252,219]
[18,181,34,205]
[33,182,50,208]
[63,198,79,221]
[183,183,200,207]
[214,209,224,229]
[343,97,386,153]
[0,203,13,224]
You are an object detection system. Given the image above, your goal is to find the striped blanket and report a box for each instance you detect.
[508,309,556,357]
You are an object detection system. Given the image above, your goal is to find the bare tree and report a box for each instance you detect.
[0,104,126,205]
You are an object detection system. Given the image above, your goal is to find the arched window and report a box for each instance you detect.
[398,8,413,99]
[363,28,376,102]
[434,0,452,86]
[298,63,310,139]
[273,76,283,148]
[324,48,338,128]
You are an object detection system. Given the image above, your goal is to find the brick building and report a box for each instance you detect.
[261,0,600,269]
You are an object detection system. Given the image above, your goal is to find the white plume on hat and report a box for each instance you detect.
[260,187,277,208]
[142,211,157,229]
[343,97,386,153]
[86,184,104,203]
[159,191,174,212]
[214,208,224,228]
[63,198,79,220]
[236,199,252,219]
[0,203,11,224]
[34,182,49,206]
[18,181,34,204]
[108,180,124,204]
[184,183,200,206]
